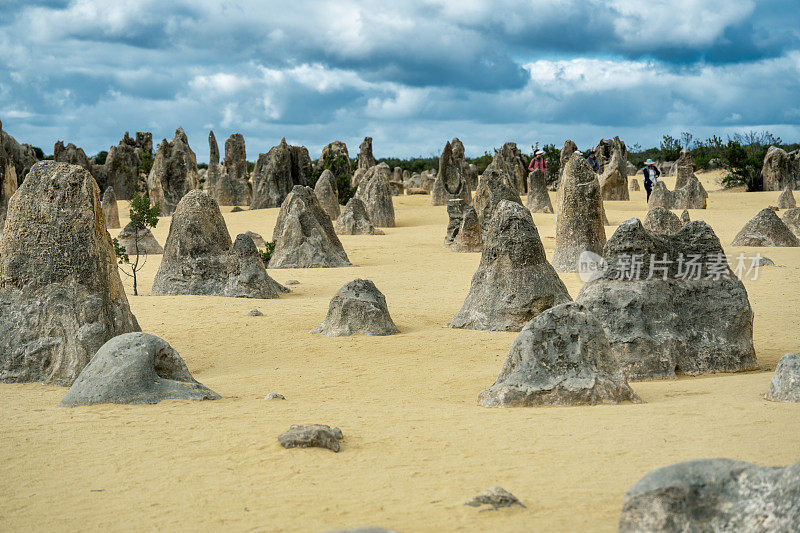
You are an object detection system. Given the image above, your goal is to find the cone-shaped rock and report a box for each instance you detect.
[526,169,554,214]
[209,133,251,206]
[250,138,311,209]
[559,139,578,183]
[619,458,800,532]
[674,149,693,189]
[102,186,120,229]
[60,332,220,406]
[765,353,800,402]
[335,197,381,235]
[314,169,340,220]
[488,142,528,194]
[312,279,398,336]
[117,222,163,255]
[629,178,640,191]
[594,137,628,176]
[451,205,482,253]
[102,131,151,199]
[599,163,629,201]
[762,145,800,191]
[576,219,757,380]
[731,208,800,246]
[642,206,682,235]
[448,200,572,331]
[451,138,478,191]
[478,302,641,407]
[269,185,351,268]
[354,163,395,227]
[444,198,464,245]
[648,176,707,210]
[680,209,690,224]
[147,127,200,215]
[316,141,351,185]
[357,137,376,171]
[552,153,606,272]
[432,141,471,206]
[781,207,800,238]
[0,162,140,385]
[777,186,796,209]
[151,191,286,297]
[473,167,523,234]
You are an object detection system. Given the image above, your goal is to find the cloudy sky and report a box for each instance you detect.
[1,0,799,161]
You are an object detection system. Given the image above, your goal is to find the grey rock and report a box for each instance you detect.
[388,180,404,196]
[648,176,708,210]
[558,139,578,186]
[405,187,428,195]
[674,148,694,189]
[335,197,382,236]
[659,160,676,177]
[450,138,477,191]
[629,178,640,191]
[753,256,775,267]
[594,137,627,177]
[224,133,247,183]
[250,138,311,209]
[432,140,471,206]
[680,209,690,224]
[1,119,38,187]
[102,186,121,229]
[576,219,757,380]
[247,308,263,316]
[147,127,200,215]
[552,153,607,272]
[312,279,398,336]
[731,208,800,247]
[102,131,151,199]
[762,145,800,191]
[765,353,800,402]
[451,205,482,253]
[448,200,571,331]
[0,162,140,385]
[59,332,219,406]
[264,392,285,400]
[781,207,800,238]
[465,487,526,511]
[117,222,163,255]
[526,169,554,214]
[357,137,376,171]
[354,163,395,227]
[314,169,341,220]
[208,132,251,206]
[0,135,19,230]
[618,458,800,532]
[487,142,528,194]
[777,186,796,209]
[54,140,93,175]
[444,199,465,245]
[473,167,523,234]
[642,206,682,235]
[269,185,352,268]
[285,279,300,285]
[231,206,243,212]
[626,161,637,176]
[278,424,343,452]
[599,166,629,201]
[316,141,351,185]
[479,302,640,407]
[244,230,267,248]
[151,191,287,298]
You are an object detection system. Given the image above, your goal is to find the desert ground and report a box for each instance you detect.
[1,170,799,532]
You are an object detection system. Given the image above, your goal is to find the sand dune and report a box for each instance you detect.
[1,170,799,532]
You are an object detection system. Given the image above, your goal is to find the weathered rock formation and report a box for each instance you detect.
[642,206,682,235]
[357,137,376,171]
[312,279,399,336]
[674,149,694,189]
[117,223,163,255]
[151,191,286,298]
[647,175,707,210]
[335,197,381,235]
[102,186,121,229]
[432,140,471,206]
[206,132,251,206]
[731,208,800,246]
[576,218,758,380]
[314,169,340,220]
[354,163,395,227]
[0,125,21,229]
[762,145,800,191]
[59,332,220,406]
[465,487,526,511]
[269,185,351,268]
[250,138,312,209]
[629,178,640,191]
[526,169,554,214]
[552,154,607,272]
[444,199,464,245]
[448,200,571,331]
[0,119,38,187]
[488,142,528,194]
[782,207,800,238]
[0,162,140,385]
[473,167,523,234]
[54,140,92,175]
[101,131,152,199]
[765,353,800,402]
[777,186,797,209]
[450,205,482,253]
[478,302,640,407]
[147,127,199,215]
[594,137,627,176]
[619,458,800,532]
[559,140,578,184]
[279,424,343,452]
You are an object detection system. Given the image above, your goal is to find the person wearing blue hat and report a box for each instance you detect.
[642,159,660,201]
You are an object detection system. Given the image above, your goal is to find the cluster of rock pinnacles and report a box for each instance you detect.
[1,123,798,529]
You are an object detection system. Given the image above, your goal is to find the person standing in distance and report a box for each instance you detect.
[642,159,660,201]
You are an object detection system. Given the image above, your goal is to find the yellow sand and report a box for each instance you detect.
[1,170,799,532]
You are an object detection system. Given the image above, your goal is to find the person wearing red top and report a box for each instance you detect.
[529,150,547,173]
